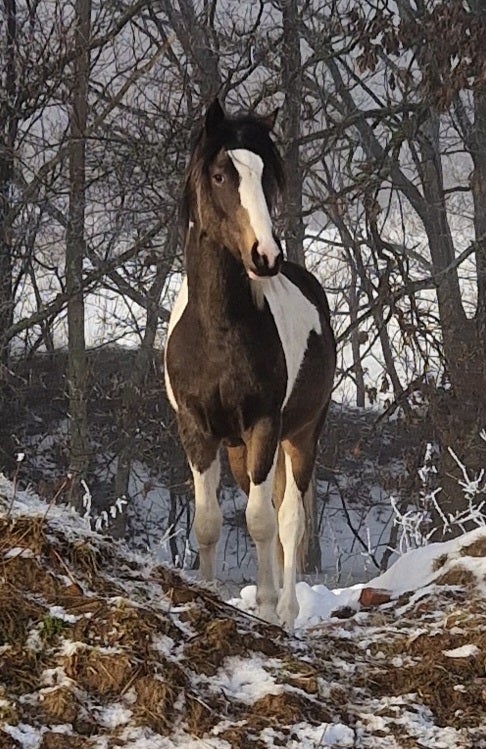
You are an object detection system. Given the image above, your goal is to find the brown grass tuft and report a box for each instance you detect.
[40,686,80,724]
[461,537,486,557]
[369,628,486,727]
[251,691,332,725]
[133,674,180,734]
[435,565,475,587]
[0,730,21,748]
[0,586,44,644]
[218,727,267,748]
[64,649,133,697]
[184,694,217,737]
[1,645,46,694]
[184,617,245,675]
[0,516,46,557]
[40,732,86,749]
[72,600,176,655]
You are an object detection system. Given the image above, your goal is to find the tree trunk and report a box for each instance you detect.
[281,0,305,266]
[429,80,486,536]
[0,0,17,366]
[110,250,173,539]
[66,0,91,511]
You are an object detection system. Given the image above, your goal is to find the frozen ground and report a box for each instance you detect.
[1,475,486,748]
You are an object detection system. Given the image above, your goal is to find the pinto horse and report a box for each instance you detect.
[164,100,336,630]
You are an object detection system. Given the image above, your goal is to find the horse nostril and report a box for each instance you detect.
[251,242,269,270]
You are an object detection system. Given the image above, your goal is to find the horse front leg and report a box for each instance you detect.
[191,452,221,581]
[178,410,221,581]
[245,417,280,625]
[276,435,314,631]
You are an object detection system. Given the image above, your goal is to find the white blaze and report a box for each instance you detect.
[227,148,280,267]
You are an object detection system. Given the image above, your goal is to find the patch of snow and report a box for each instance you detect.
[109,725,231,748]
[229,581,362,628]
[95,702,133,728]
[442,643,480,658]
[366,527,486,596]
[2,723,45,749]
[321,723,356,746]
[4,546,34,559]
[151,633,176,656]
[260,722,355,748]
[48,605,78,623]
[59,639,86,656]
[208,655,282,703]
[40,666,75,688]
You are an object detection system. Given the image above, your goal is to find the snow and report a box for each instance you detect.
[2,724,44,749]
[229,581,362,627]
[366,526,486,594]
[3,547,34,559]
[228,527,486,629]
[207,655,282,703]
[96,703,133,728]
[1,475,486,749]
[260,722,355,748]
[442,643,480,658]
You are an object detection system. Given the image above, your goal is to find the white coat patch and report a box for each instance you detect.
[262,274,321,407]
[164,276,188,411]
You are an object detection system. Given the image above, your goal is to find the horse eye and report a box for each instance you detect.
[213,173,224,184]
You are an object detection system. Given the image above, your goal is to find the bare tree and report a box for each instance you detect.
[65,0,92,509]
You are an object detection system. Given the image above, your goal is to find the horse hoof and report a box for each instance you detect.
[257,604,279,626]
[277,598,298,632]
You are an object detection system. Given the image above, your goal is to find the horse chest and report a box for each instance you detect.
[261,274,322,407]
[165,275,322,419]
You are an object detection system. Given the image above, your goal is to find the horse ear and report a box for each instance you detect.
[205,99,225,133]
[261,107,279,131]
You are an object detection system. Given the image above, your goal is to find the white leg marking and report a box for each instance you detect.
[263,275,322,407]
[192,453,221,581]
[227,148,280,266]
[246,455,279,624]
[276,451,305,631]
[164,276,188,411]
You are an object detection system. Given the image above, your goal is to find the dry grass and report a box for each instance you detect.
[1,511,485,748]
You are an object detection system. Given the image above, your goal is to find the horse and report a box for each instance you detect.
[164,99,336,631]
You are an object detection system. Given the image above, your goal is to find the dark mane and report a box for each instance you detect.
[180,111,285,231]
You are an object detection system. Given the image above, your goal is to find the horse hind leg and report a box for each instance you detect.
[226,444,250,495]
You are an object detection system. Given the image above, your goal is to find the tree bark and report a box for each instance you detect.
[0,0,18,365]
[281,0,305,266]
[66,0,91,511]
[110,243,175,538]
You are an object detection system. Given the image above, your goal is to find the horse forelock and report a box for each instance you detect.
[181,112,285,233]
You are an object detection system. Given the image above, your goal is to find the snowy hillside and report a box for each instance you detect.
[1,476,485,749]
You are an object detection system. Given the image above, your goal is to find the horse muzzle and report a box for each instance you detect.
[249,239,283,278]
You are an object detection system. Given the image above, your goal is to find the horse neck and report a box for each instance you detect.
[185,229,254,325]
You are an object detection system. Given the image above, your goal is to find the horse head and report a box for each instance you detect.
[183,99,285,279]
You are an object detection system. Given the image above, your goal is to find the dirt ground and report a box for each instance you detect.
[0,487,485,748]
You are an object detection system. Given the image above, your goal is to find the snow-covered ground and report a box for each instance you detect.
[1,474,485,749]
